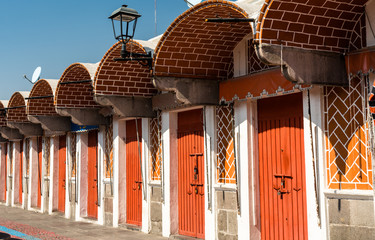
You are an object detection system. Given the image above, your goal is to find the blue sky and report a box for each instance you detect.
[0,0,199,99]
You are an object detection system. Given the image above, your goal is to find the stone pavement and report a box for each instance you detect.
[0,205,167,240]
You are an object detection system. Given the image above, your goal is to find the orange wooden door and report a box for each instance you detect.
[4,143,7,202]
[19,140,23,204]
[126,119,142,226]
[58,135,66,213]
[178,109,205,239]
[87,130,98,219]
[258,93,308,240]
[37,137,42,208]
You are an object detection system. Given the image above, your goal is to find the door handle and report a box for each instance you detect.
[190,183,203,187]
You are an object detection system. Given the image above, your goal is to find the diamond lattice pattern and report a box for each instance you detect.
[150,115,162,181]
[105,119,113,178]
[45,137,50,177]
[70,133,76,177]
[217,106,236,184]
[25,139,30,177]
[324,77,373,190]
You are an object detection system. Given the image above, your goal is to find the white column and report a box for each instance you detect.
[98,127,105,225]
[142,118,150,233]
[204,106,216,240]
[65,135,71,219]
[22,140,26,209]
[247,100,261,240]
[75,133,82,221]
[303,87,328,240]
[49,137,54,214]
[40,138,45,213]
[27,139,33,210]
[161,111,178,237]
[234,101,251,240]
[113,118,120,227]
[11,142,15,207]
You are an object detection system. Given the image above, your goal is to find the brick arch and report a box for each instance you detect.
[153,0,252,80]
[0,101,8,127]
[27,79,58,116]
[55,63,100,109]
[256,0,368,52]
[8,92,29,123]
[94,40,156,97]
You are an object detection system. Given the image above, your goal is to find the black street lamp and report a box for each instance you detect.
[109,4,153,69]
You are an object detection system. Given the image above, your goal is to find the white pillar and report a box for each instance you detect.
[204,106,216,240]
[234,101,251,240]
[11,142,15,207]
[113,117,120,227]
[22,140,26,209]
[142,118,150,233]
[40,138,45,213]
[98,127,105,225]
[161,111,178,237]
[49,137,54,214]
[75,133,82,221]
[65,134,71,219]
[303,87,328,240]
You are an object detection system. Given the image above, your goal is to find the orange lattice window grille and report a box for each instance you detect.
[9,142,13,176]
[324,77,373,190]
[105,119,113,178]
[45,137,50,177]
[25,139,30,177]
[70,133,77,178]
[216,105,236,184]
[150,114,162,181]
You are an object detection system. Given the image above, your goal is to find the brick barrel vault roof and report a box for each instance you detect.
[55,62,101,109]
[27,79,59,116]
[94,40,157,97]
[256,0,368,53]
[0,100,9,127]
[153,0,258,81]
[7,91,30,123]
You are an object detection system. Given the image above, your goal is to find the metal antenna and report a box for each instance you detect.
[183,0,193,8]
[23,75,33,84]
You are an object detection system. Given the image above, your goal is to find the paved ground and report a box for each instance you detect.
[0,205,167,240]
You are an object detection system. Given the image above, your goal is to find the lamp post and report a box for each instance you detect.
[109,4,153,69]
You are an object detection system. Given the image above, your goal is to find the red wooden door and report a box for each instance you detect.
[178,109,205,239]
[37,137,42,208]
[87,130,98,219]
[4,143,7,202]
[126,119,142,226]
[58,135,66,213]
[19,140,23,204]
[258,93,308,240]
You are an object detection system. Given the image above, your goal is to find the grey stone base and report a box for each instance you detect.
[68,182,76,219]
[328,198,375,240]
[104,183,113,226]
[43,180,49,213]
[216,190,238,240]
[150,185,162,235]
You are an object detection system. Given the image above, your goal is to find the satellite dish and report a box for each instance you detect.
[31,66,42,83]
[23,66,42,84]
[185,0,202,8]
